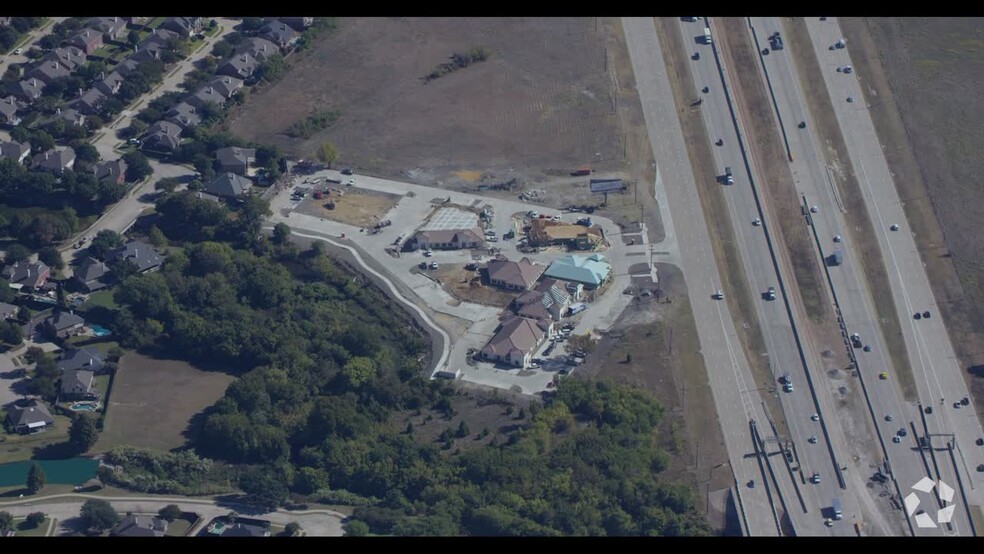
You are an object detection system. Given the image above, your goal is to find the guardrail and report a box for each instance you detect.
[746,18,794,162]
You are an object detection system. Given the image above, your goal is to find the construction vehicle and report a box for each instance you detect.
[571,168,592,176]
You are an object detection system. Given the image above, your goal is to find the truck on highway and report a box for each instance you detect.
[827,249,844,266]
[703,27,712,44]
[781,373,793,393]
[723,166,734,185]
[832,498,842,520]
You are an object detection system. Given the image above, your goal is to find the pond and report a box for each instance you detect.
[0,457,99,487]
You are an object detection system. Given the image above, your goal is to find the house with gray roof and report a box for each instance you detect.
[89,16,127,40]
[3,261,49,290]
[91,158,127,185]
[486,257,545,292]
[235,37,279,61]
[0,96,25,126]
[161,16,202,38]
[60,369,96,400]
[57,347,105,373]
[0,302,18,321]
[206,172,253,199]
[42,311,86,340]
[49,107,85,129]
[480,316,553,368]
[94,71,125,96]
[32,147,76,173]
[72,87,106,116]
[205,75,244,99]
[513,278,571,322]
[259,20,300,51]
[5,399,54,434]
[109,239,163,273]
[114,58,141,76]
[46,47,87,71]
[281,17,314,32]
[185,86,225,111]
[26,60,71,85]
[165,102,201,130]
[72,256,110,292]
[7,79,43,102]
[141,121,182,153]
[70,28,104,54]
[215,146,255,175]
[0,141,31,164]
[111,515,168,537]
[217,53,260,81]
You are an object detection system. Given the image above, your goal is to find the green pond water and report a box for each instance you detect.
[0,458,98,487]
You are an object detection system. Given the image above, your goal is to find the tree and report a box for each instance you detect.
[25,512,45,529]
[0,279,14,303]
[29,130,55,153]
[272,222,291,245]
[239,469,288,511]
[567,333,597,355]
[0,321,24,346]
[5,243,31,264]
[285,522,302,536]
[79,498,120,532]
[38,246,64,271]
[71,142,100,164]
[456,420,470,438]
[88,229,124,261]
[16,306,30,323]
[26,463,45,493]
[109,259,140,286]
[0,511,11,533]
[344,520,369,537]
[69,415,99,454]
[158,504,181,522]
[315,141,338,168]
[154,177,180,194]
[123,151,153,182]
[127,29,140,46]
[147,225,168,248]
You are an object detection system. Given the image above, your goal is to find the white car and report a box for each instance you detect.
[890,224,899,231]
[346,179,356,186]
[752,218,761,226]
[713,290,724,300]
[811,413,820,422]
[810,205,819,213]
[423,250,433,257]
[13,48,22,55]
[833,235,842,242]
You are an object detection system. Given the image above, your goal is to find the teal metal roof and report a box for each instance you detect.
[544,254,611,286]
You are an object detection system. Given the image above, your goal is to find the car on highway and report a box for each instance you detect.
[811,472,821,484]
[811,413,820,422]
[885,414,893,422]
[808,436,817,444]
[892,435,902,443]
[898,428,907,437]
[879,372,888,380]
[833,235,842,242]
[764,287,776,301]
[810,205,819,213]
[863,345,872,352]
[723,166,734,185]
[713,289,724,300]
[923,311,931,319]
[752,217,761,226]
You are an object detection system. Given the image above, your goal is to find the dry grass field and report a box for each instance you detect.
[294,186,401,228]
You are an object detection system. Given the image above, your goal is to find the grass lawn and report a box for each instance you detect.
[92,374,110,399]
[12,517,52,536]
[164,514,198,537]
[84,290,118,311]
[204,25,221,38]
[0,414,72,464]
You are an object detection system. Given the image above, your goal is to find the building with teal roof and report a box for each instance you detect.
[543,253,612,288]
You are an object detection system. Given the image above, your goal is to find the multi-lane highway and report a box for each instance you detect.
[803,17,984,533]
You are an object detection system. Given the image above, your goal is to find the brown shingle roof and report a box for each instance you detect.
[486,257,545,290]
[481,316,551,359]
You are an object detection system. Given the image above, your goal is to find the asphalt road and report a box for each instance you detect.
[801,17,984,534]
[623,16,788,536]
[676,16,855,536]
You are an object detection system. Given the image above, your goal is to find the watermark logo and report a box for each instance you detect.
[904,476,956,529]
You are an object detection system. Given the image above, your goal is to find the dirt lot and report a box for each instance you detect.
[578,263,736,533]
[293,186,401,228]
[427,264,516,308]
[838,17,984,417]
[95,352,236,453]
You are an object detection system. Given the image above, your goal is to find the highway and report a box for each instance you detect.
[624,17,787,536]
[800,17,984,534]
[675,17,851,535]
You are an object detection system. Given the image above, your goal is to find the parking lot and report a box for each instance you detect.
[269,169,653,394]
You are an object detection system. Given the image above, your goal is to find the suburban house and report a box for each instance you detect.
[72,87,106,116]
[512,278,572,321]
[0,302,18,320]
[32,147,76,173]
[480,316,553,368]
[25,60,71,85]
[215,146,256,175]
[206,517,271,537]
[165,102,201,130]
[89,16,127,40]
[69,28,104,54]
[94,71,125,96]
[71,256,110,292]
[111,515,169,537]
[195,191,222,204]
[206,172,254,199]
[0,96,25,126]
[259,20,300,51]
[50,107,86,128]
[109,239,163,273]
[141,121,183,153]
[528,218,603,250]
[46,47,87,71]
[5,399,54,434]
[60,368,97,401]
[235,37,280,61]
[486,257,546,292]
[281,17,314,31]
[114,58,141,77]
[0,141,31,164]
[43,311,86,340]
[3,260,50,290]
[543,253,612,289]
[217,53,260,81]
[91,158,128,185]
[7,79,43,102]
[185,86,225,110]
[57,347,106,373]
[203,75,244,100]
[408,228,485,251]
[161,16,203,38]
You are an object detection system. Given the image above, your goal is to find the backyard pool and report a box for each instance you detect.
[90,324,111,337]
[69,401,100,412]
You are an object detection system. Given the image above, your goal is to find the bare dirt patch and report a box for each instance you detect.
[784,17,916,402]
[838,17,984,417]
[294,186,401,228]
[429,264,515,308]
[95,352,236,453]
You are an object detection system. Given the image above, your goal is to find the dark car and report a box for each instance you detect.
[341,168,354,175]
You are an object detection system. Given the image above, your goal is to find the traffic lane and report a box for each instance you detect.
[624,17,780,535]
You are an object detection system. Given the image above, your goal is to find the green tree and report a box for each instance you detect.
[0,511,12,533]
[315,141,338,168]
[158,504,181,522]
[344,519,369,537]
[79,498,120,531]
[38,246,64,271]
[69,415,99,454]
[0,321,24,346]
[456,420,470,438]
[109,258,139,285]
[239,469,288,511]
[147,225,168,248]
[154,177,180,194]
[26,463,45,493]
[88,229,124,261]
[25,512,45,529]
[122,151,153,182]
[284,522,302,536]
[0,279,15,303]
[341,357,376,389]
[272,222,291,245]
[4,243,31,264]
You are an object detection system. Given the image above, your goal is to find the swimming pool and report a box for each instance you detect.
[69,401,100,412]
[90,324,111,337]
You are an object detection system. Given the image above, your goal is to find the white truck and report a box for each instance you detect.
[703,27,712,44]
